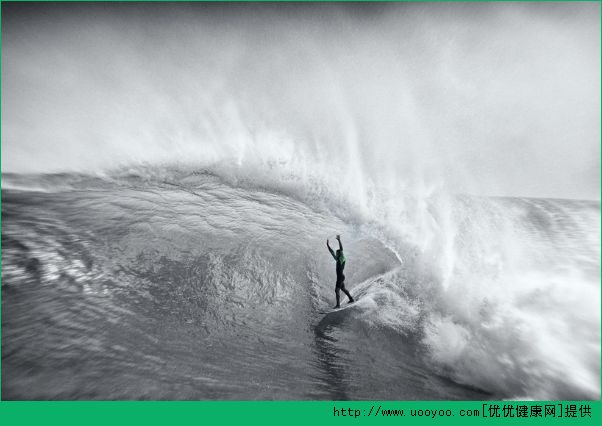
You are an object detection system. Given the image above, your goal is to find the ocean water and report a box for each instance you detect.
[2,1,600,401]
[2,168,599,400]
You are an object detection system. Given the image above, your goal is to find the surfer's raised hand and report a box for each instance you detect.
[336,234,340,240]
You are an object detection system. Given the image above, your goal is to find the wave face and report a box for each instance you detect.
[2,169,599,400]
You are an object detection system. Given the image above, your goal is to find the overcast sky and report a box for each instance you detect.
[2,2,600,200]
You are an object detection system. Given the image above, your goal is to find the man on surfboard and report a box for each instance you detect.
[327,235,354,309]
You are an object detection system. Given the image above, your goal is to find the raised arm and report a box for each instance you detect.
[326,239,336,259]
[336,235,343,251]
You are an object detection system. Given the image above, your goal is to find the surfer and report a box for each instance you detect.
[327,235,354,309]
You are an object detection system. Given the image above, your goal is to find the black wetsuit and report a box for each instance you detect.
[328,240,354,307]
[335,256,345,288]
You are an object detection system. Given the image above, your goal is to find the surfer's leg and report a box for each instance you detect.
[341,283,354,303]
[334,288,341,309]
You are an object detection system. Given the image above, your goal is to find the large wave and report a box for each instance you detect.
[2,1,600,400]
[2,167,599,399]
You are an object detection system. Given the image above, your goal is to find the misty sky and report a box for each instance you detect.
[2,2,600,199]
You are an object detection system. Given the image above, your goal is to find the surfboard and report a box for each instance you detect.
[318,299,359,315]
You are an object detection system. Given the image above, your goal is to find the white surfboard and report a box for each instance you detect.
[318,299,359,315]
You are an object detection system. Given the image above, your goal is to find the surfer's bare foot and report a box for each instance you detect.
[348,298,355,303]
[333,305,340,309]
